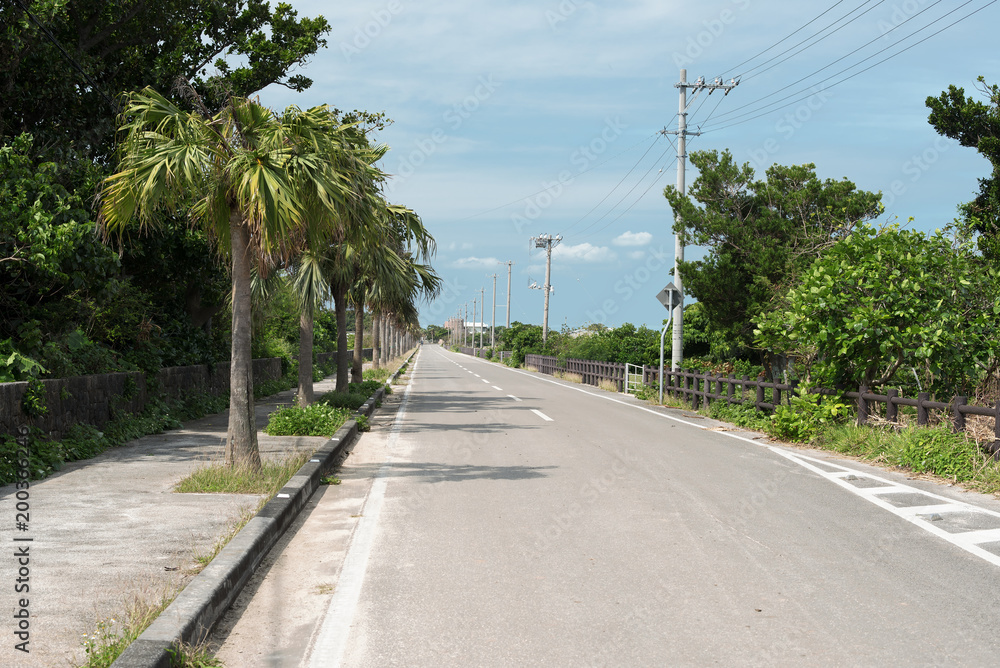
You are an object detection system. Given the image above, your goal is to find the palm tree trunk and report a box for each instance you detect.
[333,284,350,392]
[226,220,261,471]
[352,301,364,383]
[297,310,314,407]
[372,311,382,369]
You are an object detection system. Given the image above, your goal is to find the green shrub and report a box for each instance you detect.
[264,404,351,437]
[707,400,773,433]
[363,366,391,382]
[769,389,850,443]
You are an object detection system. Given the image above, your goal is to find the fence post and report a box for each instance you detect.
[917,392,929,426]
[691,371,700,410]
[991,401,1000,460]
[953,396,967,433]
[755,380,764,411]
[683,372,691,405]
[857,385,869,425]
[886,389,898,423]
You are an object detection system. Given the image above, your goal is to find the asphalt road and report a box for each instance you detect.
[224,345,1000,666]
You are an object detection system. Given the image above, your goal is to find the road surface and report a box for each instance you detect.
[213,345,1000,666]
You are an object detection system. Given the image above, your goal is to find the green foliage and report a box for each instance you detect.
[756,224,1000,395]
[356,414,370,432]
[20,378,48,418]
[706,400,774,433]
[664,149,882,354]
[769,390,850,443]
[497,321,544,365]
[319,380,383,410]
[363,366,391,382]
[815,424,999,486]
[927,77,1000,263]
[0,134,119,345]
[263,404,351,437]
[1,1,331,162]
[0,343,46,383]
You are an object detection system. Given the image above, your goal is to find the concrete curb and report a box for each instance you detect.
[111,348,418,668]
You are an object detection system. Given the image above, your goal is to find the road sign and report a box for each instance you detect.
[655,283,681,312]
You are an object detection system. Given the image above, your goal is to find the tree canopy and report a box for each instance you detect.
[1,0,329,161]
[663,149,882,357]
[756,224,1000,396]
[927,77,1000,262]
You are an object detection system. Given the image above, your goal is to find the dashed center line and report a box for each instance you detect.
[492,386,503,391]
[481,379,490,384]
[531,409,554,422]
[508,395,522,402]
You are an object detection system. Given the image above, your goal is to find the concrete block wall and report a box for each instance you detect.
[0,358,282,441]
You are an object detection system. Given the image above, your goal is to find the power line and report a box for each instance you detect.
[702,0,994,132]
[718,0,850,79]
[557,133,665,236]
[708,0,953,126]
[737,0,889,81]
[455,130,662,222]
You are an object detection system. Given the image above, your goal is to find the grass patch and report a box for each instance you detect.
[318,380,384,411]
[174,449,313,496]
[813,423,1000,492]
[363,366,391,382]
[167,641,225,667]
[79,587,174,668]
[554,371,583,383]
[597,379,619,393]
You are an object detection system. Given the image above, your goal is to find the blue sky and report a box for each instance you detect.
[262,0,999,331]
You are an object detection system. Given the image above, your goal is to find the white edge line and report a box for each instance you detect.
[306,352,419,667]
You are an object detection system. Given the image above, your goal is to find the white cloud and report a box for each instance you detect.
[452,256,500,268]
[628,250,647,260]
[613,230,653,247]
[552,242,616,263]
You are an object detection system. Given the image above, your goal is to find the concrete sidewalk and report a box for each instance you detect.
[0,375,343,668]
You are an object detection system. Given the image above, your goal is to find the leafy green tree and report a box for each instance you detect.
[0,134,119,359]
[756,224,1000,395]
[1,0,329,161]
[498,322,544,365]
[663,149,882,358]
[100,88,369,470]
[927,77,1000,261]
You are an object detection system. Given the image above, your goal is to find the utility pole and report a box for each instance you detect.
[529,234,562,346]
[479,286,486,354]
[464,303,468,347]
[663,69,737,370]
[500,261,514,328]
[488,273,497,348]
[472,297,477,352]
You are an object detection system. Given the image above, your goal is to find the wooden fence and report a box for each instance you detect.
[459,347,511,361]
[507,352,1000,458]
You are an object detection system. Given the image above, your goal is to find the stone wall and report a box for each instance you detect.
[0,358,283,441]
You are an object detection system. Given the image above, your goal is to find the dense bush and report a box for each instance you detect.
[263,404,351,437]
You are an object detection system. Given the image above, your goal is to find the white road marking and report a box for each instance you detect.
[508,395,522,402]
[481,379,490,384]
[306,352,420,667]
[487,359,1000,571]
[531,409,554,422]
[492,386,503,391]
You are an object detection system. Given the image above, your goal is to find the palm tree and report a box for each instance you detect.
[99,88,369,470]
